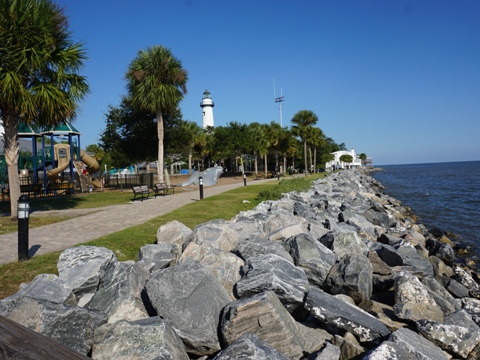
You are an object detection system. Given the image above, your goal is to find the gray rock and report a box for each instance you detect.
[426,238,455,266]
[179,242,244,299]
[235,253,309,313]
[395,245,434,278]
[445,309,480,331]
[0,273,76,306]
[319,229,368,259]
[393,272,444,323]
[2,296,106,356]
[156,220,192,252]
[462,297,480,325]
[304,288,390,343]
[346,213,377,239]
[92,316,189,360]
[186,219,241,252]
[416,319,480,359]
[219,291,305,359]
[376,244,404,267]
[145,260,231,356]
[87,260,149,323]
[137,243,179,273]
[308,342,341,360]
[268,223,306,243]
[378,233,403,246]
[285,233,338,287]
[235,235,294,263]
[447,278,470,298]
[325,254,373,304]
[454,266,480,299]
[231,212,269,238]
[57,246,117,304]
[388,328,449,360]
[421,276,461,316]
[213,333,289,360]
[363,341,418,359]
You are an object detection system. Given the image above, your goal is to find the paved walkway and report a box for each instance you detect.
[0,179,275,265]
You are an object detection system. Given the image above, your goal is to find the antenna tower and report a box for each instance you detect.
[273,77,285,127]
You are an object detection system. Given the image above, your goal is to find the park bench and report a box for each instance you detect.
[132,185,152,201]
[153,182,175,197]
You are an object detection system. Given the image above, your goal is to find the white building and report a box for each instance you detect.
[200,89,215,128]
[325,148,363,170]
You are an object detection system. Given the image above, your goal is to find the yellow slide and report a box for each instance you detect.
[47,144,71,177]
[80,149,102,188]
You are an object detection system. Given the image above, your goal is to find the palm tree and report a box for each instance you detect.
[126,46,188,183]
[308,127,325,174]
[0,0,89,217]
[247,122,269,177]
[291,110,318,177]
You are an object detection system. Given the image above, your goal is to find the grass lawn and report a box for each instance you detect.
[0,174,325,299]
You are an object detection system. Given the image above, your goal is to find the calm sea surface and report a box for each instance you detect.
[372,161,480,257]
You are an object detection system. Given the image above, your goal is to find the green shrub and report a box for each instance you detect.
[257,177,315,201]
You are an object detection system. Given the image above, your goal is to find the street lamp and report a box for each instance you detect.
[199,176,204,200]
[18,195,30,261]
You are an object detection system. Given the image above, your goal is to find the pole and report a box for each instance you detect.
[243,173,247,186]
[199,176,204,200]
[17,195,30,262]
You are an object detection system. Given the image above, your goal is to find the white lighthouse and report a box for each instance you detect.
[200,90,215,129]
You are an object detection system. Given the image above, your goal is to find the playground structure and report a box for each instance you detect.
[0,121,101,199]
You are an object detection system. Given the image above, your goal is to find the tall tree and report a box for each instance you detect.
[247,122,269,177]
[125,46,187,182]
[0,0,89,217]
[291,110,318,177]
[308,127,325,174]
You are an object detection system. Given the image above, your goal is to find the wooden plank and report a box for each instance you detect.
[0,315,89,359]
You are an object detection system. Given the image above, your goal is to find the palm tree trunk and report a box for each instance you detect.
[3,113,21,218]
[309,147,313,174]
[254,153,258,176]
[303,140,308,177]
[264,154,268,177]
[156,110,164,183]
[313,147,317,174]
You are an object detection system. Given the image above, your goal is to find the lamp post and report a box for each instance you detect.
[199,176,204,200]
[18,195,30,262]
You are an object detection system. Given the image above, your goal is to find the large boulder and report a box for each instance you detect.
[416,318,480,359]
[285,233,338,287]
[235,253,309,314]
[213,333,289,360]
[179,242,244,299]
[87,260,149,323]
[0,273,76,306]
[219,291,305,359]
[145,260,231,356]
[319,229,368,259]
[57,246,117,305]
[325,254,373,304]
[185,219,241,252]
[92,316,189,360]
[155,220,192,252]
[393,272,444,323]
[388,328,450,360]
[235,235,294,263]
[137,243,179,273]
[0,296,106,356]
[304,288,390,343]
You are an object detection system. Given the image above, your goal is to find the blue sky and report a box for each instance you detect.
[59,0,480,166]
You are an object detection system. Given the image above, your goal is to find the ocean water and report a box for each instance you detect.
[372,161,480,258]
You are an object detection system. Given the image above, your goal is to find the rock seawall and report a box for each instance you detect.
[2,170,480,359]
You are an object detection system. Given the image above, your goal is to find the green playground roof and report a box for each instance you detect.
[18,121,81,136]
